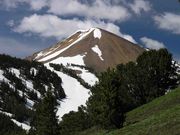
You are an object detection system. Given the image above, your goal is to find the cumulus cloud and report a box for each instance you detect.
[47,0,130,22]
[13,14,136,43]
[28,0,48,10]
[1,0,152,22]
[154,12,180,34]
[140,37,165,50]
[122,35,137,44]
[0,37,40,58]
[4,0,138,43]
[0,0,130,21]
[129,0,151,15]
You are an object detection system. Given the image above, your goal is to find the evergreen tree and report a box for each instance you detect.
[86,49,179,129]
[33,90,59,135]
[59,106,91,135]
[0,113,26,135]
[87,68,125,129]
[134,49,178,104]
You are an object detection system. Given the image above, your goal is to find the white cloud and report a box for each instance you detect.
[154,12,180,34]
[47,0,130,22]
[129,0,151,15]
[7,20,15,27]
[1,0,131,22]
[140,37,165,50]
[0,37,40,58]
[122,34,137,44]
[13,14,136,43]
[28,0,48,10]
[1,0,152,21]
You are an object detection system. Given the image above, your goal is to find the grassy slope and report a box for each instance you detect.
[79,87,180,135]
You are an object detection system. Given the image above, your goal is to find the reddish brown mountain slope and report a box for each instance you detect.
[27,28,144,72]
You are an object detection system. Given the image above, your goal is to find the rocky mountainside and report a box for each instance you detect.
[26,28,145,123]
[27,28,144,72]
[1,28,180,133]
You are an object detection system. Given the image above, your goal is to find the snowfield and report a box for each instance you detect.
[50,54,86,66]
[68,65,98,86]
[38,28,95,62]
[45,64,91,119]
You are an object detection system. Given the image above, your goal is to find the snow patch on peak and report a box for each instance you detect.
[91,45,104,61]
[38,29,93,62]
[48,53,86,66]
[93,28,102,39]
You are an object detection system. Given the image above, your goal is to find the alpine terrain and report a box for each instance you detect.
[27,28,144,72]
[27,28,144,118]
[0,28,179,134]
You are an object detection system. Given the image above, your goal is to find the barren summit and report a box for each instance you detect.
[27,28,144,72]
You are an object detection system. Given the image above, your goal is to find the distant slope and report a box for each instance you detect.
[79,87,180,135]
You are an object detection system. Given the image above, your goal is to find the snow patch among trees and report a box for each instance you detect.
[45,64,90,119]
[69,66,98,86]
[11,119,31,131]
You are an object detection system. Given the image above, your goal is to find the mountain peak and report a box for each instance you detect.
[27,28,144,72]
[75,27,102,39]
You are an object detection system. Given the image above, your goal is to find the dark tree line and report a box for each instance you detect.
[86,49,179,129]
[29,90,59,135]
[0,113,26,135]
[0,49,179,135]
[59,49,179,134]
[59,106,92,135]
[0,54,66,135]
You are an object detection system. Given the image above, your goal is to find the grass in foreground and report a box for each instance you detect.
[79,87,180,135]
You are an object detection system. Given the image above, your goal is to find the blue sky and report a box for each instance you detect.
[0,0,180,62]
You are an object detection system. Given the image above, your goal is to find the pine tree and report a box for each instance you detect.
[59,105,92,135]
[86,49,179,129]
[134,49,178,104]
[34,90,59,135]
[87,68,125,129]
